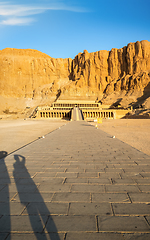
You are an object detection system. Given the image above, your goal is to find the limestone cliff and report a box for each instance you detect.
[65,40,150,98]
[0,40,150,113]
[0,48,72,99]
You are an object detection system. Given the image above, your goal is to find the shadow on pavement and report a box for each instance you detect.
[13,154,60,240]
[0,151,11,237]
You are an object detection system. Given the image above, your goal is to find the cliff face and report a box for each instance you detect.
[0,48,72,99]
[0,40,150,111]
[65,40,150,97]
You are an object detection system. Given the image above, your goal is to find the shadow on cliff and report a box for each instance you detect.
[110,98,123,108]
[13,154,60,240]
[54,89,62,102]
[125,82,150,115]
[134,82,150,108]
[123,82,150,119]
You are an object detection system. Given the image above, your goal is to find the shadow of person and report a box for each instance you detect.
[0,151,11,235]
[13,154,60,240]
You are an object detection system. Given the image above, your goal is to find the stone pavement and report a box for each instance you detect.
[0,121,150,240]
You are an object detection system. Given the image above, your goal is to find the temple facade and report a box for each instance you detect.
[35,100,130,120]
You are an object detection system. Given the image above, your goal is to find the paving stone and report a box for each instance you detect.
[12,192,53,203]
[46,215,96,232]
[105,185,140,193]
[2,184,39,193]
[34,172,57,177]
[43,168,66,172]
[37,183,71,192]
[52,192,90,202]
[56,172,78,178]
[105,168,124,173]
[88,178,111,184]
[16,178,38,185]
[123,168,144,173]
[66,232,124,240]
[121,173,143,179]
[112,203,150,216]
[98,216,150,232]
[129,193,150,203]
[0,202,27,215]
[99,172,121,178]
[85,168,105,172]
[33,177,65,184]
[71,184,105,193]
[0,185,6,191]
[65,178,88,183]
[0,233,9,240]
[138,185,150,192]
[78,172,99,178]
[23,202,69,215]
[66,168,84,173]
[6,233,65,240]
[140,173,150,178]
[0,215,48,232]
[92,193,130,203]
[111,178,136,184]
[0,192,17,202]
[135,179,150,184]
[68,202,112,215]
[123,233,150,240]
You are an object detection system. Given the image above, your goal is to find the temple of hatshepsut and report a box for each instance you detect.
[35,100,131,120]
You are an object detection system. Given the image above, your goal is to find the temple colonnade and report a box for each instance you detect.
[38,110,115,119]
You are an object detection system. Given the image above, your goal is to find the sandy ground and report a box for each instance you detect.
[91,119,150,156]
[0,119,67,156]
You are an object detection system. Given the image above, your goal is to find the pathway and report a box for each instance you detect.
[0,121,150,239]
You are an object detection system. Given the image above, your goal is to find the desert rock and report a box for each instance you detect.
[0,40,150,114]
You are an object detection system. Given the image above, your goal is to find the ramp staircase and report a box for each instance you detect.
[71,107,84,121]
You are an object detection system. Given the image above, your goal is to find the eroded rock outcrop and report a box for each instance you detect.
[0,40,150,113]
[0,48,72,99]
[66,40,150,97]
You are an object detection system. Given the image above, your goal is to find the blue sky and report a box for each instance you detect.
[0,0,150,59]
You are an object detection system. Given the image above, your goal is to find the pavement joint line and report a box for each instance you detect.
[144,216,150,227]
[95,215,99,232]
[127,192,132,203]
[137,185,142,193]
[19,203,29,216]
[42,215,50,233]
[32,173,38,179]
[50,192,55,202]
[62,178,67,184]
[67,203,71,215]
[140,173,145,178]
[110,178,114,184]
[64,232,67,240]
[134,161,139,165]
[10,193,18,202]
[119,173,122,179]
[110,203,115,216]
[90,193,92,203]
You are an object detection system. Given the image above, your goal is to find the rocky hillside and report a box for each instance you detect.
[0,40,150,115]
